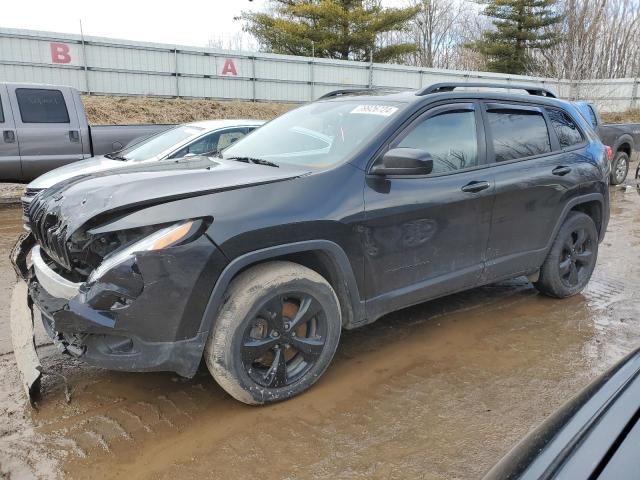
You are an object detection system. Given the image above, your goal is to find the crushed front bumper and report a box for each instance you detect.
[10,279,41,405]
[10,232,227,405]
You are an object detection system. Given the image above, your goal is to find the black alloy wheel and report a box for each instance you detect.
[558,227,595,288]
[241,293,327,388]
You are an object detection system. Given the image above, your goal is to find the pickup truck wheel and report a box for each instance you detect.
[534,211,598,298]
[610,151,629,185]
[204,261,341,405]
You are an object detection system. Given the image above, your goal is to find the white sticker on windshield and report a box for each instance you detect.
[350,105,398,116]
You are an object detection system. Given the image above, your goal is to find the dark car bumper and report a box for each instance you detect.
[12,232,227,380]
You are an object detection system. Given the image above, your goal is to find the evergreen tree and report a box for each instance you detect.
[469,0,563,74]
[242,0,420,63]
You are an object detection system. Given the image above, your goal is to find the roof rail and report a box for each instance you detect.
[416,82,557,98]
[317,88,401,100]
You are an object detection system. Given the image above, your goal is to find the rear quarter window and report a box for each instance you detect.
[547,108,584,148]
[487,109,551,161]
[587,106,598,127]
[16,88,70,123]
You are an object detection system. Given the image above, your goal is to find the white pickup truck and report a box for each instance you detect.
[0,82,173,181]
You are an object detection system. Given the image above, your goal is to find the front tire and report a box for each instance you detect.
[205,261,341,405]
[534,211,598,298]
[610,151,629,185]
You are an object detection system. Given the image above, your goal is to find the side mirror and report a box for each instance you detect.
[370,148,433,176]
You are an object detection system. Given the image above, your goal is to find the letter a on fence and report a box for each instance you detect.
[221,59,238,76]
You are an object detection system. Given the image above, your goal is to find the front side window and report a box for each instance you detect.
[170,128,248,159]
[395,110,479,174]
[487,109,551,161]
[120,125,205,161]
[546,108,583,148]
[16,88,70,123]
[222,100,404,168]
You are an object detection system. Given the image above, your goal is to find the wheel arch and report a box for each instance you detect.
[198,240,366,337]
[614,135,633,156]
[547,194,606,250]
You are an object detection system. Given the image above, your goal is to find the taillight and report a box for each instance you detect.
[605,145,613,161]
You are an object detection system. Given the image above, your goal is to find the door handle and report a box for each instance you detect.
[552,166,572,176]
[69,130,80,143]
[3,130,15,143]
[461,180,490,193]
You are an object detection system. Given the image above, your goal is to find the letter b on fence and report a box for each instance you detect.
[50,43,71,64]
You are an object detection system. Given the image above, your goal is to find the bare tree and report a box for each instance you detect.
[207,32,259,52]
[535,0,640,79]
[377,0,487,70]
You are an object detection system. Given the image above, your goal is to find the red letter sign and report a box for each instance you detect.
[221,58,238,76]
[50,43,71,64]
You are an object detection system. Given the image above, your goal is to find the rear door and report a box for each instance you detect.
[0,85,21,181]
[482,102,591,281]
[8,86,84,180]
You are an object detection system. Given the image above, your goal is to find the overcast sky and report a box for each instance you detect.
[4,1,407,49]
[3,0,271,47]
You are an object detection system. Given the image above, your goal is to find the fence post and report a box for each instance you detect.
[79,21,90,94]
[251,56,257,102]
[631,78,639,110]
[174,49,179,98]
[309,60,315,101]
[368,51,374,89]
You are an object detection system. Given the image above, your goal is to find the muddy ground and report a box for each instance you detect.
[1,178,639,479]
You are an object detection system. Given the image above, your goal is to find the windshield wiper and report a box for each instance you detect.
[104,153,128,161]
[226,156,279,168]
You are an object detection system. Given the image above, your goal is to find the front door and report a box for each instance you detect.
[9,87,84,180]
[0,85,21,181]
[362,102,494,318]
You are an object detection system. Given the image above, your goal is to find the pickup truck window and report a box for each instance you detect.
[487,110,551,161]
[396,110,478,173]
[16,88,70,123]
[546,108,583,148]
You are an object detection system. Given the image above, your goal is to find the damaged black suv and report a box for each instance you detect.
[13,83,610,405]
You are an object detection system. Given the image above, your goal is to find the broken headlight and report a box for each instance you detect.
[88,220,197,282]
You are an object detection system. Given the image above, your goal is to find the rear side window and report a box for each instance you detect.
[587,106,598,127]
[0,97,4,123]
[487,109,551,161]
[16,88,70,123]
[396,110,478,174]
[547,108,583,148]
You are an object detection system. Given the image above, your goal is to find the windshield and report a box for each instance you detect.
[117,125,205,161]
[222,100,403,168]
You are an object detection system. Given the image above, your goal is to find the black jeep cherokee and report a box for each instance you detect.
[13,83,610,405]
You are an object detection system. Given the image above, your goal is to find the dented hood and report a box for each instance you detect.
[30,155,310,238]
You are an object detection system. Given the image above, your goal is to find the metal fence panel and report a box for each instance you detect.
[0,27,637,112]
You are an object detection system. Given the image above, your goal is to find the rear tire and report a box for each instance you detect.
[205,261,341,405]
[610,151,629,185]
[534,212,598,298]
